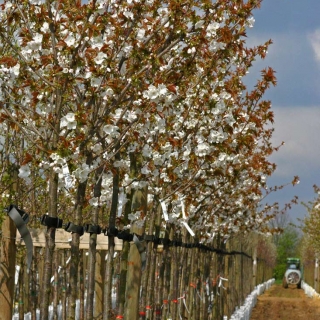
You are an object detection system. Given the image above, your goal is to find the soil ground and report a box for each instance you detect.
[249,283,320,320]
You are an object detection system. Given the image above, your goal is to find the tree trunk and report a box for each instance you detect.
[85,169,102,320]
[0,217,16,320]
[53,250,59,320]
[104,145,120,320]
[144,203,161,320]
[67,180,87,319]
[124,242,141,320]
[118,161,139,317]
[160,226,171,320]
[0,164,19,319]
[168,227,179,320]
[252,246,257,289]
[118,242,129,316]
[18,256,24,320]
[158,248,168,320]
[68,234,80,319]
[79,251,85,320]
[187,246,196,319]
[104,243,115,320]
[40,170,58,320]
[94,250,106,319]
[30,248,37,320]
[126,194,147,320]
[86,232,98,319]
[61,250,67,320]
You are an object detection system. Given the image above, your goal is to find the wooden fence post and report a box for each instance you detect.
[94,250,106,318]
[124,186,147,320]
[0,216,17,320]
[124,241,141,320]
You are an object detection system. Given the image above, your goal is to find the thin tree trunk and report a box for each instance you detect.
[103,145,120,320]
[67,177,87,319]
[118,241,130,315]
[252,246,257,289]
[41,169,59,320]
[124,240,142,320]
[114,253,121,311]
[154,253,161,320]
[85,231,98,319]
[53,250,59,320]
[145,248,157,320]
[195,250,202,319]
[79,251,85,320]
[0,216,17,320]
[23,258,30,316]
[40,64,63,317]
[223,247,230,318]
[104,245,115,320]
[94,250,105,318]
[161,227,171,320]
[202,252,211,320]
[30,188,37,320]
[124,205,147,320]
[61,250,67,320]
[85,169,103,319]
[217,238,226,319]
[118,160,137,316]
[30,248,37,320]
[139,221,153,319]
[178,232,188,320]
[187,247,196,320]
[212,243,220,319]
[158,249,168,320]
[145,203,161,320]
[18,257,24,320]
[0,163,19,319]
[85,229,98,319]
[169,226,179,320]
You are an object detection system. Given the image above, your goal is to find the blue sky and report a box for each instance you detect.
[245,0,320,224]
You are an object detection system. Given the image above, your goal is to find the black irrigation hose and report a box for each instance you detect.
[39,214,253,259]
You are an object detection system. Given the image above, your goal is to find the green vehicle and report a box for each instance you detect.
[282,258,302,289]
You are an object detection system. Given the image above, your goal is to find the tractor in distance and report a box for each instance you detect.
[282,257,302,289]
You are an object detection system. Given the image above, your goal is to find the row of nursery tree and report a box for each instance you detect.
[0,0,298,319]
[10,232,276,320]
[271,192,320,290]
[300,186,320,291]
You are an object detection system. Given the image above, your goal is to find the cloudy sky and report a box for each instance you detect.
[245,0,320,224]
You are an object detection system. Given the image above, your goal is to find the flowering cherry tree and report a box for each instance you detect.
[0,0,294,318]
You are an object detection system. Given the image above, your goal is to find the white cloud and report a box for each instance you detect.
[244,31,312,85]
[270,106,320,177]
[308,29,320,62]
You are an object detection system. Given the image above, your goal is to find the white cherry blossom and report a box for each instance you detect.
[18,164,31,179]
[60,113,77,130]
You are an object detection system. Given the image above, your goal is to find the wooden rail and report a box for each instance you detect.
[16,228,124,250]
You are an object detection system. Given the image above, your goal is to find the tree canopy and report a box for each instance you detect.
[0,0,285,238]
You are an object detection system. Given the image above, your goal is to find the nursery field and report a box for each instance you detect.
[250,284,320,320]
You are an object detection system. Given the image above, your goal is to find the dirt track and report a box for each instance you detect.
[250,284,320,320]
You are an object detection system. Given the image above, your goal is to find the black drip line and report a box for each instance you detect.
[39,215,253,259]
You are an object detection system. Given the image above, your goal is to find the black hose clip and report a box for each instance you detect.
[64,222,84,236]
[40,215,63,228]
[84,224,102,234]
